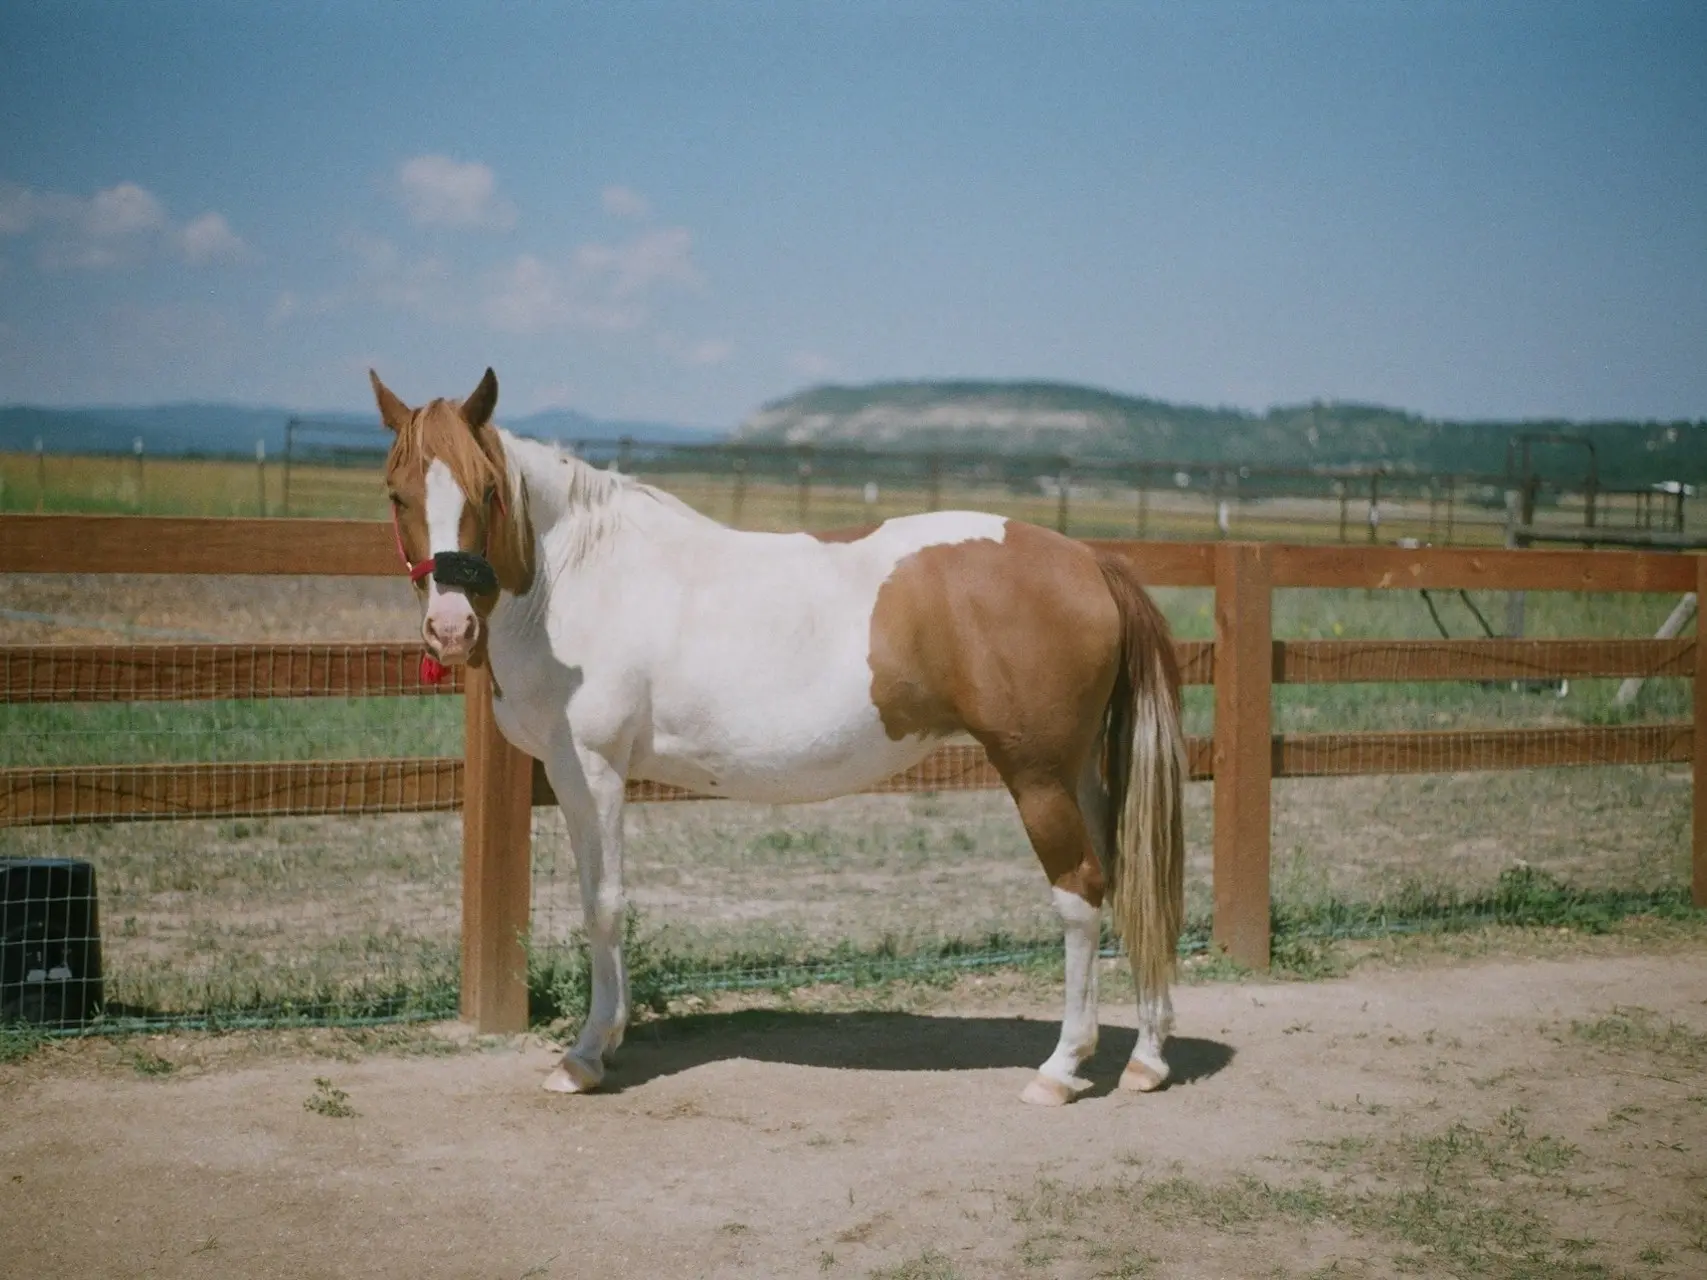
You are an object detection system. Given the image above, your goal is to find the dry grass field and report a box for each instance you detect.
[0,448,1622,543]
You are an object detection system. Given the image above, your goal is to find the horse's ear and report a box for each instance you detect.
[462,367,498,430]
[369,370,411,434]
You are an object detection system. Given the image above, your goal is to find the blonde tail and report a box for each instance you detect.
[1095,555,1187,1009]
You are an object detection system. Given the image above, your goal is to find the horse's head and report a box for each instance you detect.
[370,367,533,672]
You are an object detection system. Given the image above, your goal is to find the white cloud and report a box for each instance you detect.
[791,351,838,379]
[684,339,734,366]
[0,180,248,271]
[267,288,340,326]
[0,183,42,236]
[179,212,250,265]
[601,185,651,220]
[342,230,453,313]
[481,254,644,335]
[396,155,515,230]
[482,255,576,333]
[84,182,166,238]
[480,226,705,337]
[574,227,703,299]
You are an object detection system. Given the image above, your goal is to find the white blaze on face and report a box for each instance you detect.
[421,459,479,659]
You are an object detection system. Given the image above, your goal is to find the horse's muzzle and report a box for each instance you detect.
[432,551,499,596]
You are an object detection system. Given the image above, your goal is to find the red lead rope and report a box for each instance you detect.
[394,505,445,685]
[392,491,506,687]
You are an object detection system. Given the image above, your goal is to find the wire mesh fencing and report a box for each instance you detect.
[0,578,467,1030]
[2,554,1700,1038]
[1263,584,1694,948]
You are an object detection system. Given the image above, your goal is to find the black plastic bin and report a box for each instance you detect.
[0,858,105,1026]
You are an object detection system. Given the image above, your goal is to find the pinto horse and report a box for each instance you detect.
[373,367,1187,1106]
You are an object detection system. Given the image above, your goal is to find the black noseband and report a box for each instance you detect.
[432,551,499,596]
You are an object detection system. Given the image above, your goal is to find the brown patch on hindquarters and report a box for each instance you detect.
[865,520,1124,897]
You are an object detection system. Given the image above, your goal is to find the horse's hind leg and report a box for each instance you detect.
[1005,773,1107,1107]
[1070,746,1172,1092]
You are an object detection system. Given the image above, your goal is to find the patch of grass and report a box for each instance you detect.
[0,695,462,768]
[1178,951,1255,983]
[1671,1200,1707,1254]
[119,1045,176,1076]
[1301,1135,1376,1171]
[1276,863,1700,943]
[528,910,1079,1028]
[1085,1251,1157,1278]
[1007,1106,1626,1279]
[867,1251,961,1280]
[0,1021,50,1064]
[1571,1006,1707,1066]
[309,1023,467,1060]
[512,865,1707,1029]
[1269,936,1346,980]
[527,908,678,1029]
[1143,1174,1336,1231]
[303,1076,356,1118]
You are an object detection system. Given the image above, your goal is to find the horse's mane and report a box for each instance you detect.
[515,432,721,572]
[387,398,508,506]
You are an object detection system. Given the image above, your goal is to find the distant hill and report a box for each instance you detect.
[0,403,725,460]
[736,381,1707,487]
[7,383,1703,488]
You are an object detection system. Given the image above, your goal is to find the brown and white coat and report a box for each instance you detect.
[375,369,1187,1105]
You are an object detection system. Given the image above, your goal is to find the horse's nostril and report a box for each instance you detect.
[424,612,476,651]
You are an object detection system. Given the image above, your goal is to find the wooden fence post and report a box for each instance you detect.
[1213,542,1272,968]
[1695,556,1707,909]
[461,664,534,1033]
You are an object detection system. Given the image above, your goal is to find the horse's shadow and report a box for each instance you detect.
[591,1010,1234,1096]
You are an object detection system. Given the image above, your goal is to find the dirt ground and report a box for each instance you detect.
[4,942,1706,1280]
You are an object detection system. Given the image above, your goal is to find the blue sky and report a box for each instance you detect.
[1,1,1702,428]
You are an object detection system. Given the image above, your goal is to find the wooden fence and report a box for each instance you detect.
[3,515,1703,1033]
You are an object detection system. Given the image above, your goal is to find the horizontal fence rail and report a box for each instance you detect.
[1272,723,1692,777]
[1260,543,1698,593]
[1,758,463,825]
[3,513,1701,590]
[0,515,403,576]
[6,721,1691,828]
[0,636,1692,702]
[0,642,465,701]
[1272,637,1695,683]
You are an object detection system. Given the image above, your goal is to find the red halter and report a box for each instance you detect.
[394,488,507,686]
[391,505,439,585]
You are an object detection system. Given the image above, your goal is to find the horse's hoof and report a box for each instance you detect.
[543,1058,601,1094]
[1119,1060,1168,1093]
[1020,1074,1080,1107]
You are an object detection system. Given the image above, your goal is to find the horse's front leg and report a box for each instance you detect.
[542,744,629,1095]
